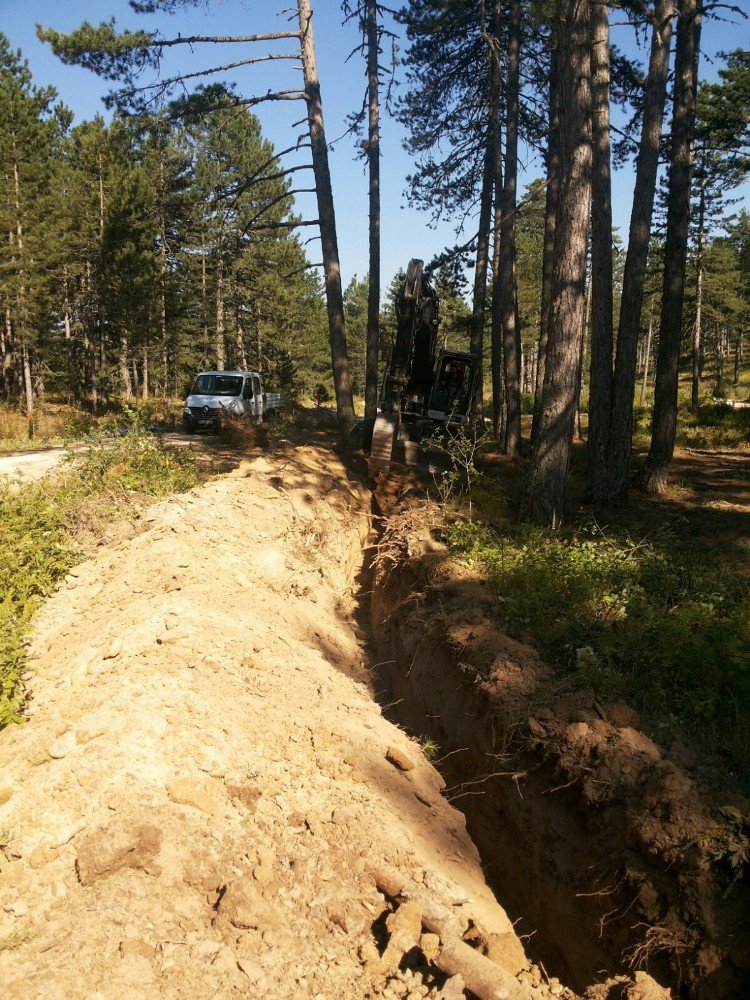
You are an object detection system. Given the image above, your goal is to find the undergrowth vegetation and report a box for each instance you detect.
[0,398,182,452]
[444,516,750,781]
[424,411,750,782]
[0,431,211,726]
[631,398,750,451]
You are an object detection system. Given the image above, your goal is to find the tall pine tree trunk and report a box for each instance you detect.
[215,249,226,371]
[1,305,12,399]
[487,0,505,441]
[298,0,355,433]
[521,0,592,527]
[643,0,701,494]
[586,0,614,499]
[63,272,79,402]
[640,299,654,405]
[470,139,495,423]
[363,0,381,450]
[532,46,560,446]
[235,307,248,370]
[600,0,675,505]
[22,340,33,420]
[119,335,133,400]
[734,330,743,385]
[501,0,522,455]
[160,235,168,397]
[692,169,706,410]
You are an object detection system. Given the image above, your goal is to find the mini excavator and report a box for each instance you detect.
[369,258,480,476]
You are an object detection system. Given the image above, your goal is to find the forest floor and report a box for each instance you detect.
[0,419,746,999]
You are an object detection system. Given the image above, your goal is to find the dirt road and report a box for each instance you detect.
[0,446,71,483]
[0,444,580,1000]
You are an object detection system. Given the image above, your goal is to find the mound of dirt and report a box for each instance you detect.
[371,501,750,1000]
[1,445,575,999]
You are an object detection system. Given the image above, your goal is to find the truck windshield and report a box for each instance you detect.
[190,374,243,397]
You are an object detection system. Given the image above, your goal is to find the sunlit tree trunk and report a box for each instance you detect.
[119,335,133,400]
[643,0,702,494]
[142,347,149,399]
[734,330,743,385]
[604,0,675,504]
[470,139,495,424]
[235,306,248,370]
[521,0,592,527]
[215,247,226,371]
[692,169,706,410]
[640,300,654,405]
[363,0,381,450]
[487,0,505,441]
[532,45,560,447]
[501,0,522,454]
[22,341,33,420]
[298,0,355,432]
[586,0,614,499]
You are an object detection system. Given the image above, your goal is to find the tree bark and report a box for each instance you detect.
[63,272,79,402]
[470,137,495,424]
[1,305,12,399]
[532,44,560,447]
[643,0,702,494]
[586,0,614,499]
[576,257,592,442]
[142,346,149,399]
[235,306,248,370]
[501,0,522,455]
[601,0,675,504]
[487,0,505,442]
[716,325,727,396]
[640,299,654,405]
[363,0,381,450]
[298,0,355,433]
[521,0,592,527]
[119,335,133,400]
[215,249,226,370]
[22,340,33,419]
[692,168,706,410]
[734,329,743,385]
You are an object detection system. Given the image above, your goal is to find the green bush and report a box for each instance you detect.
[445,517,750,779]
[0,431,210,726]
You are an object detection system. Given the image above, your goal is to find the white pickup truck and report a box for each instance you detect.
[182,370,285,433]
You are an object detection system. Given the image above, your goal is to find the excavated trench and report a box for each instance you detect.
[356,474,750,1000]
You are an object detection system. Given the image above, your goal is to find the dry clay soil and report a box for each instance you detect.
[0,445,669,1000]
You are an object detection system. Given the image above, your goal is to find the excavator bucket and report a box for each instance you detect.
[369,413,398,476]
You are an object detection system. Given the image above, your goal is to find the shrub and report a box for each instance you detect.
[445,517,750,780]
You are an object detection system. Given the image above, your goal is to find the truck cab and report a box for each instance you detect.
[183,370,270,433]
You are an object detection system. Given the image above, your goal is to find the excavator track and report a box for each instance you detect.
[368,414,397,477]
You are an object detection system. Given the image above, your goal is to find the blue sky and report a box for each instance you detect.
[3,0,749,293]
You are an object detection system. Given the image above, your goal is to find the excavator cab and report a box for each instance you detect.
[427,351,478,424]
[369,259,479,475]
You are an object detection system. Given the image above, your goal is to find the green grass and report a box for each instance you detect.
[444,516,750,782]
[630,397,750,451]
[0,431,211,726]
